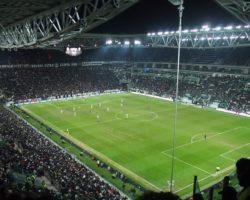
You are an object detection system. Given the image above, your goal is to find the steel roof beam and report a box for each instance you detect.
[0,0,139,49]
[215,0,250,24]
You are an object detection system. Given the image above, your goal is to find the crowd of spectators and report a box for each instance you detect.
[131,73,249,113]
[0,106,127,200]
[0,64,249,112]
[0,47,249,200]
[0,66,120,101]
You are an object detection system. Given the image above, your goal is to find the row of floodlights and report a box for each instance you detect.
[105,39,141,46]
[65,47,82,56]
[181,35,247,41]
[147,25,250,36]
[105,35,247,45]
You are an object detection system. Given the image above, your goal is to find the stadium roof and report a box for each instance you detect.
[215,0,250,24]
[0,0,250,49]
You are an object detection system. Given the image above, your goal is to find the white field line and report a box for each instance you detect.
[191,133,203,143]
[43,95,189,130]
[162,152,212,175]
[114,111,159,121]
[67,108,172,131]
[162,127,242,154]
[175,174,211,193]
[174,143,250,193]
[221,143,250,156]
[220,143,250,161]
[21,107,162,191]
[175,164,235,193]
[220,154,236,162]
[242,127,250,130]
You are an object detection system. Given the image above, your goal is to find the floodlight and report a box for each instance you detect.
[202,25,209,29]
[157,31,163,35]
[230,36,237,39]
[244,25,250,28]
[170,31,175,34]
[190,29,198,32]
[105,39,112,45]
[124,41,130,45]
[213,27,221,31]
[201,25,210,31]
[151,32,156,36]
[182,29,189,33]
[224,26,233,30]
[240,36,246,39]
[168,0,182,6]
[65,47,82,56]
[223,36,228,39]
[164,31,169,35]
[134,40,141,45]
[236,25,242,29]
[147,33,152,36]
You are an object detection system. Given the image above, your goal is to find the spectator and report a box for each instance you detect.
[136,191,181,200]
[236,158,250,200]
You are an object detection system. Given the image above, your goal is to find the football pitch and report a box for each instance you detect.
[19,93,250,196]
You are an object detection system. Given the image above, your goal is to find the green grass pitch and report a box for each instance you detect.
[19,93,250,196]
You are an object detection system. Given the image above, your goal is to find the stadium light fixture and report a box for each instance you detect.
[213,27,221,31]
[244,25,250,28]
[164,31,169,35]
[151,32,156,36]
[124,41,130,45]
[168,0,182,6]
[65,47,82,56]
[105,39,113,45]
[134,40,141,45]
[182,29,189,33]
[170,31,175,34]
[157,31,163,35]
[240,36,246,39]
[236,25,242,29]
[147,33,152,36]
[190,29,198,32]
[230,36,237,39]
[224,26,233,30]
[202,25,209,29]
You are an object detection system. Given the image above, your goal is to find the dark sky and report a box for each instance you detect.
[91,0,241,34]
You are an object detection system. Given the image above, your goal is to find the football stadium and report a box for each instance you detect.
[0,0,250,200]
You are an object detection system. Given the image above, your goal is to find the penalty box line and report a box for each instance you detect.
[175,163,235,193]
[220,143,250,162]
[161,127,243,155]
[161,151,212,176]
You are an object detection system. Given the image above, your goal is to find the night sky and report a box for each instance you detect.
[91,0,242,34]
